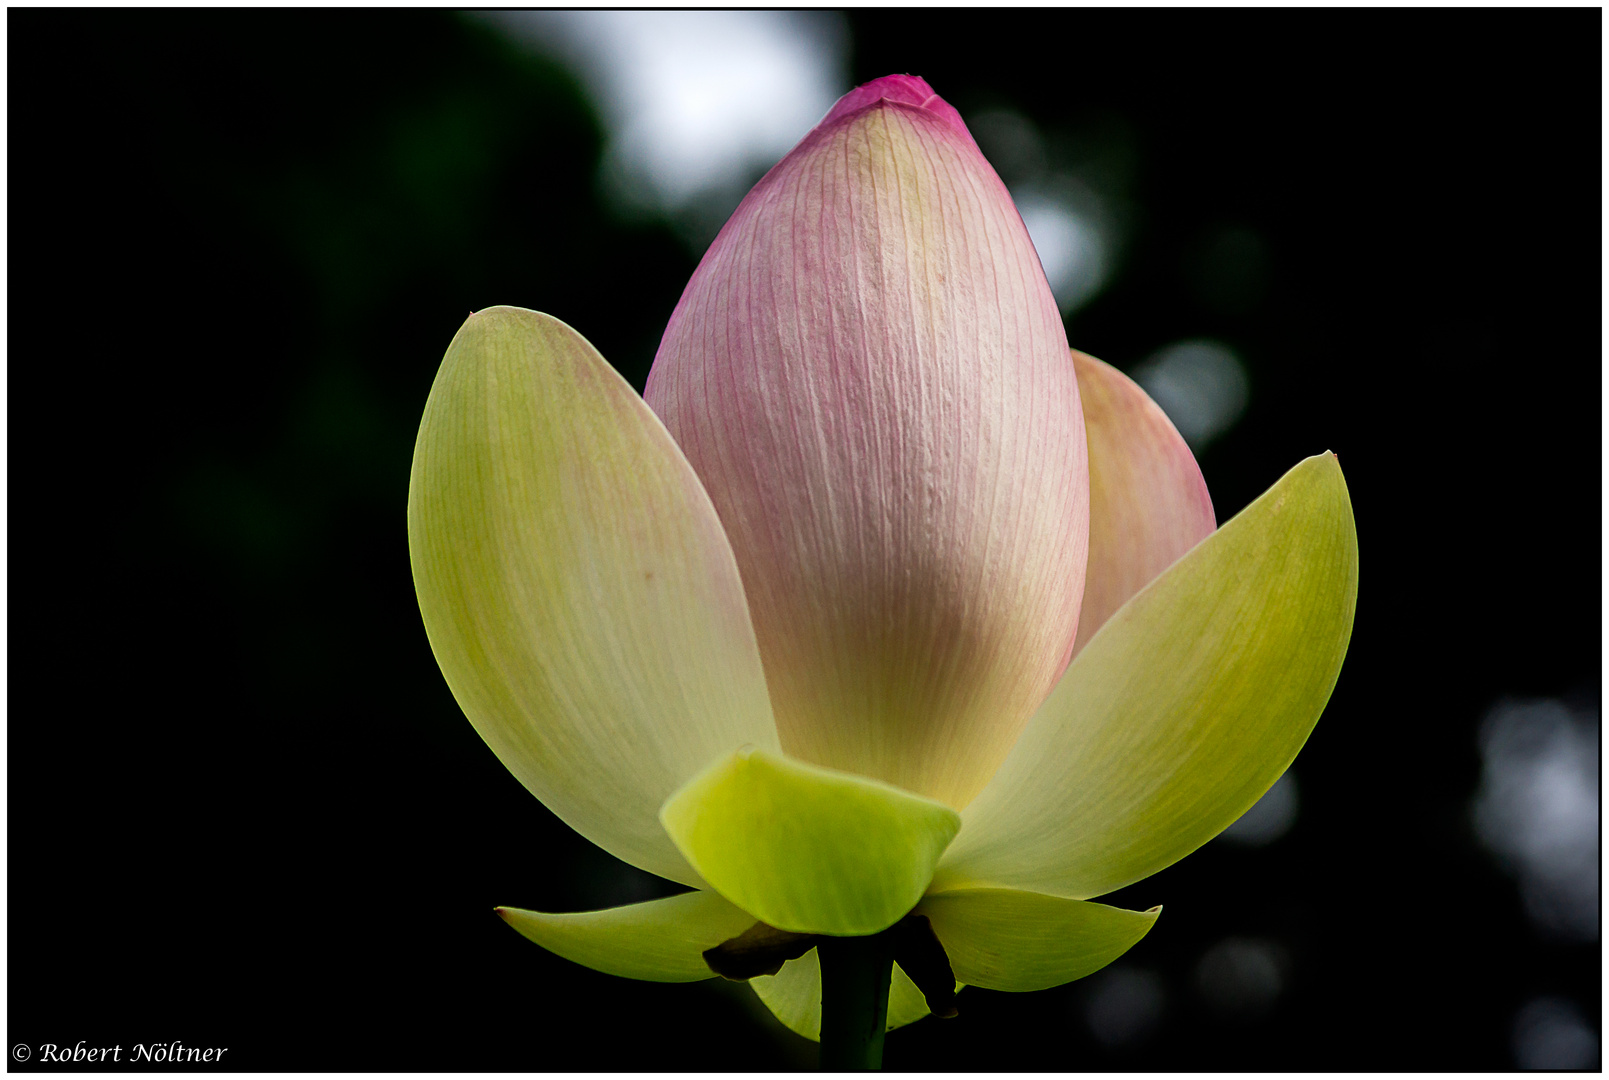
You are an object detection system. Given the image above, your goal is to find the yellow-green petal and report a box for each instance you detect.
[496,889,757,982]
[751,948,934,1042]
[408,307,780,888]
[661,748,961,935]
[916,887,1159,992]
[932,453,1358,898]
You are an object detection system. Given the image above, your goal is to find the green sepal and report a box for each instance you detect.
[495,888,757,982]
[917,887,1159,992]
[751,947,938,1043]
[660,747,961,935]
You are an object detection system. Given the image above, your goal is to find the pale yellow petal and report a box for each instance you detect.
[933,453,1357,897]
[408,307,780,887]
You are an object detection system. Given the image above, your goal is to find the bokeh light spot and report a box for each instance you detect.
[1017,192,1111,315]
[1512,997,1600,1069]
[970,105,1117,314]
[480,11,848,247]
[1194,937,1287,1020]
[1082,965,1167,1048]
[1219,770,1299,846]
[1133,339,1249,450]
[1471,697,1599,941]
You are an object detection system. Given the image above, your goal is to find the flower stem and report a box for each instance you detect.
[817,933,894,1070]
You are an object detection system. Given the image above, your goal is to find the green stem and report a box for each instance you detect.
[817,933,894,1070]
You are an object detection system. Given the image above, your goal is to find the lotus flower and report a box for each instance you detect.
[407,75,1357,1049]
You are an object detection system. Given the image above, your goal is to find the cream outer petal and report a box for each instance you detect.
[645,78,1088,810]
[931,453,1358,898]
[408,307,780,888]
[1072,350,1216,656]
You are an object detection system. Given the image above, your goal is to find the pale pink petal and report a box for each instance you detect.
[1072,350,1216,656]
[645,76,1088,810]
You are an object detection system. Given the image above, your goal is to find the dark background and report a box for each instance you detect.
[9,9,1599,1071]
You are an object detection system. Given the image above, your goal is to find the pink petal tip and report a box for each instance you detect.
[820,74,974,146]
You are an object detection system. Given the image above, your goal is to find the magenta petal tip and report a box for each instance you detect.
[820,74,974,145]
